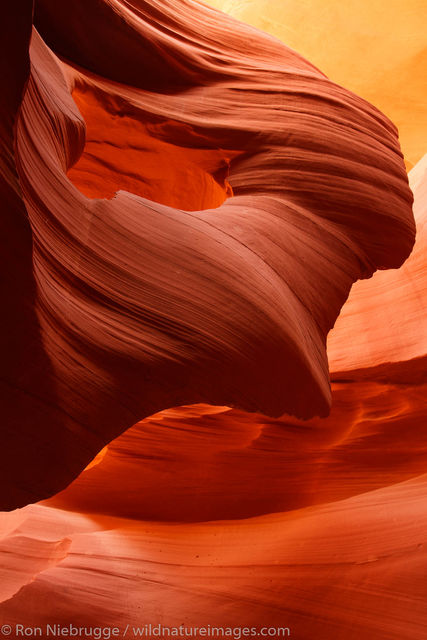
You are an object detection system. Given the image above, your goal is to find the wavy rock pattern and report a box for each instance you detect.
[2,475,427,639]
[1,0,415,510]
[0,1,425,639]
[0,161,425,636]
[205,0,427,169]
[328,154,427,379]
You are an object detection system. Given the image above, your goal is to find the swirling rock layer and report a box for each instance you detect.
[1,0,414,509]
[1,2,426,639]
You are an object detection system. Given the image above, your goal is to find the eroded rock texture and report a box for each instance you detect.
[205,0,427,169]
[0,0,415,510]
[0,1,425,639]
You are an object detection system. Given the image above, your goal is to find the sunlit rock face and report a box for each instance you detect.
[0,1,425,638]
[204,0,427,169]
[328,155,427,378]
[1,0,415,510]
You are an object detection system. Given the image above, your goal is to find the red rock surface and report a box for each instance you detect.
[0,1,425,639]
[328,155,427,379]
[0,0,415,510]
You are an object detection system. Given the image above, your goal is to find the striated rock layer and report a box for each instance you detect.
[0,158,425,639]
[1,0,415,510]
[204,0,427,169]
[2,474,427,639]
[0,1,426,638]
[328,154,427,380]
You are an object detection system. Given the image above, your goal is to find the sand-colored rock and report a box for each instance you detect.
[203,0,427,167]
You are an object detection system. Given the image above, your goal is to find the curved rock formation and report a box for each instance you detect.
[3,474,427,640]
[0,158,425,639]
[1,0,415,510]
[40,157,427,526]
[328,154,427,380]
[0,2,426,638]
[205,0,427,169]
